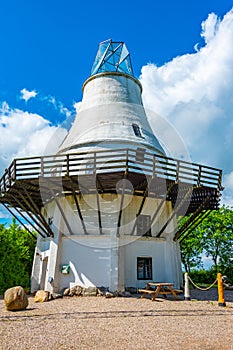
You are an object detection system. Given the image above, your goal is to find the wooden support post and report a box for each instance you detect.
[45,178,73,235]
[96,190,103,235]
[156,186,192,238]
[66,154,70,176]
[197,166,202,187]
[93,152,103,235]
[130,175,153,235]
[116,180,125,237]
[17,183,54,237]
[117,154,129,236]
[54,195,73,235]
[2,203,38,239]
[40,157,44,176]
[176,210,211,243]
[174,193,212,241]
[70,183,88,235]
[7,193,50,237]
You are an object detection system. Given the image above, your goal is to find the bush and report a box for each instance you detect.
[0,219,36,295]
[187,265,233,286]
[188,268,217,285]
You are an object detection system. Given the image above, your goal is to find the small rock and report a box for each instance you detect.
[51,293,63,299]
[125,287,137,294]
[118,291,132,297]
[34,290,50,302]
[97,286,108,295]
[63,288,70,296]
[4,286,28,311]
[74,285,84,296]
[97,288,104,296]
[63,285,84,296]
[69,287,77,296]
[105,292,114,298]
[83,286,98,297]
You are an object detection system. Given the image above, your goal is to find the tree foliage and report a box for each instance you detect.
[0,219,36,295]
[180,206,233,281]
[180,230,203,273]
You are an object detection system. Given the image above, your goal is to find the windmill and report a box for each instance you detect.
[0,40,222,293]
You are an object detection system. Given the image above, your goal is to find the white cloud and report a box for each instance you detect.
[73,101,82,114]
[46,95,72,118]
[201,13,220,44]
[0,209,11,219]
[20,88,37,102]
[222,172,233,207]
[140,8,233,204]
[224,172,233,191]
[0,102,67,173]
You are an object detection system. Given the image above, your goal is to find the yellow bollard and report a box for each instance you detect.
[217,273,226,307]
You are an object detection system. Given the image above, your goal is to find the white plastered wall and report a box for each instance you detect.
[31,193,182,292]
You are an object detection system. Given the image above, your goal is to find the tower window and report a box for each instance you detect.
[132,123,143,138]
[137,257,152,280]
[137,214,152,237]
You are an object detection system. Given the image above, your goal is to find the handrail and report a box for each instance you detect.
[0,148,222,194]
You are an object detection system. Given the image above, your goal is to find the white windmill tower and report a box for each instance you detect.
[0,40,222,293]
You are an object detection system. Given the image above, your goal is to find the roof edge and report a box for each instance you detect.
[82,71,142,92]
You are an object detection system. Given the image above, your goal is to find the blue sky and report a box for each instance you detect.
[0,0,232,113]
[1,0,233,223]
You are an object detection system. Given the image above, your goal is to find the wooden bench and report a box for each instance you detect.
[173,289,184,295]
[139,282,179,301]
[138,289,156,294]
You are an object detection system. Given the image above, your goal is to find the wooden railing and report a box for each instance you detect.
[0,148,222,193]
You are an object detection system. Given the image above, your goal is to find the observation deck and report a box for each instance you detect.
[0,148,222,240]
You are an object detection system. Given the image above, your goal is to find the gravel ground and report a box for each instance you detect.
[0,289,232,350]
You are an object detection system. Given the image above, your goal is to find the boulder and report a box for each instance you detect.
[83,286,98,297]
[63,285,84,296]
[4,286,28,311]
[69,285,84,296]
[34,290,50,302]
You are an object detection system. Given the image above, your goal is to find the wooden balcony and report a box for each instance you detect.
[0,148,222,240]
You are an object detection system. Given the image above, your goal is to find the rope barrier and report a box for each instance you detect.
[184,272,226,306]
[187,275,218,291]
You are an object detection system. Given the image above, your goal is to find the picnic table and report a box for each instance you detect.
[138,282,179,301]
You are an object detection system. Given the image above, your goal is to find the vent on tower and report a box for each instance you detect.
[91,39,133,76]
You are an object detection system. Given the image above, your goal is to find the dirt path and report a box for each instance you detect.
[0,290,232,350]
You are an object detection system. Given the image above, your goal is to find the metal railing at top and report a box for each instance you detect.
[0,148,222,193]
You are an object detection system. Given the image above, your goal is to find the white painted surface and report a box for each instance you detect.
[59,73,164,155]
[42,194,175,239]
[30,69,183,293]
[53,235,181,291]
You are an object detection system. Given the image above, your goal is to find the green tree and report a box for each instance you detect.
[0,219,36,294]
[180,230,203,273]
[179,206,233,280]
[199,206,233,274]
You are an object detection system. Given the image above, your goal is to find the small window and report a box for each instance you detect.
[137,214,152,237]
[137,257,152,280]
[132,123,143,138]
